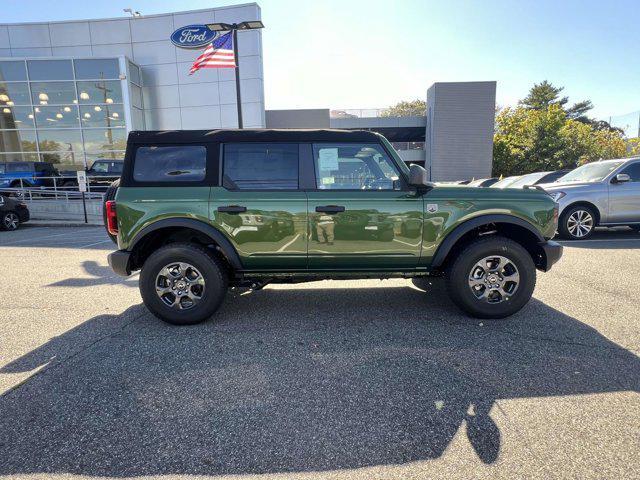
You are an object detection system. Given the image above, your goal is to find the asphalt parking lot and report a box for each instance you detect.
[0,226,638,479]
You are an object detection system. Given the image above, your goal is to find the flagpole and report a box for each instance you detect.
[205,21,264,129]
[232,28,243,129]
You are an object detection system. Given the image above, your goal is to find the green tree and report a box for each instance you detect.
[493,104,567,175]
[380,99,426,117]
[492,104,629,176]
[519,80,593,120]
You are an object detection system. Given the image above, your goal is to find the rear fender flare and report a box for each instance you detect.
[129,218,243,270]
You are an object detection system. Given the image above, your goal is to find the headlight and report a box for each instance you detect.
[550,191,566,202]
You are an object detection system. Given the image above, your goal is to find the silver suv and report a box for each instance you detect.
[542,157,640,240]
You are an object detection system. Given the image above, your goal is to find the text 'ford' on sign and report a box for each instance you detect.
[170,25,217,49]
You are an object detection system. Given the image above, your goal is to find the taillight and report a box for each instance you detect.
[105,200,118,236]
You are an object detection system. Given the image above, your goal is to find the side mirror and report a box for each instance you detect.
[408,164,435,189]
[613,173,630,184]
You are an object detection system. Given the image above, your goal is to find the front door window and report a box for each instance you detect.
[313,144,400,190]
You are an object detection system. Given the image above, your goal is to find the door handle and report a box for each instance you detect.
[217,205,247,213]
[315,205,345,214]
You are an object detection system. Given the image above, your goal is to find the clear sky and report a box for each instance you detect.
[3,0,639,120]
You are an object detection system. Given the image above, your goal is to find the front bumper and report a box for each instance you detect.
[538,240,563,272]
[108,250,131,277]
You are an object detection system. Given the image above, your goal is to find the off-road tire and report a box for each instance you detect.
[139,242,228,325]
[445,236,536,319]
[1,211,20,231]
[558,204,597,240]
[102,178,120,244]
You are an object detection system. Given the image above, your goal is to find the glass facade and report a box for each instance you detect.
[0,57,142,170]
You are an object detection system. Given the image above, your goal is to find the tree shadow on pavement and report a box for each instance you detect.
[0,281,638,477]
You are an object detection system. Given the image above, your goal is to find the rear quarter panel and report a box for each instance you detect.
[420,186,557,265]
[115,186,210,250]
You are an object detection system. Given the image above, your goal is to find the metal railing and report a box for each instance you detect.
[391,141,425,151]
[330,108,388,119]
[0,175,118,202]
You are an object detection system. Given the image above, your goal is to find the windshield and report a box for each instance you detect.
[380,136,410,176]
[491,176,520,188]
[558,161,624,183]
[507,172,549,188]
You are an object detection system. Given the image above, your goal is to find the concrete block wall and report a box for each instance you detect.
[426,82,496,181]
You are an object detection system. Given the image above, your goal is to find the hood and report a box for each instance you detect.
[537,180,602,191]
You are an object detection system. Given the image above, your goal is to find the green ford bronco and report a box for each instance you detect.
[106,129,562,325]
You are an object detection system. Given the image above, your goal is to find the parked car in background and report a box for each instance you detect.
[467,177,499,187]
[59,159,123,190]
[0,195,29,231]
[538,169,572,184]
[506,171,556,189]
[490,176,521,189]
[0,162,58,191]
[489,170,572,190]
[542,157,640,240]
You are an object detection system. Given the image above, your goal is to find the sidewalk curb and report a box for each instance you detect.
[26,221,103,227]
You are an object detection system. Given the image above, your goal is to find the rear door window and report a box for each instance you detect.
[91,161,109,173]
[133,146,206,182]
[223,143,298,190]
[37,163,56,175]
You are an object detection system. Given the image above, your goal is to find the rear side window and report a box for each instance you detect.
[6,162,29,173]
[133,146,206,182]
[223,143,298,190]
[37,163,56,174]
[92,161,109,173]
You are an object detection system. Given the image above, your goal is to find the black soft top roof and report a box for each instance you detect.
[127,129,383,144]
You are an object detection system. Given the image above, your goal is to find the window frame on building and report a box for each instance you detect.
[0,56,140,170]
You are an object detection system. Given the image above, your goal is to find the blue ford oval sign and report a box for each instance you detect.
[170,25,216,49]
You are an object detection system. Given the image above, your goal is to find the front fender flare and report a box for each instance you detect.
[430,214,545,269]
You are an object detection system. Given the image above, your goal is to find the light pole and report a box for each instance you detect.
[205,21,265,129]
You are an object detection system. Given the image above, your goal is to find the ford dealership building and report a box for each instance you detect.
[0,3,496,181]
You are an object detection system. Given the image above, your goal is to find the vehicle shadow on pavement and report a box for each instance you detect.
[46,260,139,288]
[0,281,638,477]
[557,229,640,250]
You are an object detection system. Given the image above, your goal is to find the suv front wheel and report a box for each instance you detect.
[139,243,228,325]
[445,236,536,319]
[559,205,596,240]
[1,211,20,231]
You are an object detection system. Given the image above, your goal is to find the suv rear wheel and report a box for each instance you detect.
[559,205,596,240]
[139,243,228,325]
[445,236,536,319]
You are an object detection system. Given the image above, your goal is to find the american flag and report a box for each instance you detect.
[189,31,236,74]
